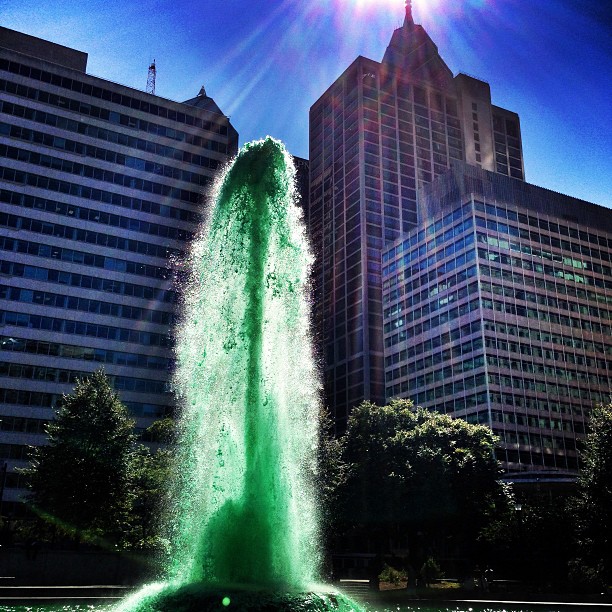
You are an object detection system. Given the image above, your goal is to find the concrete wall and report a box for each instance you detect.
[0,548,157,585]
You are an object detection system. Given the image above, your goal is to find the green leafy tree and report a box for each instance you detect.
[480,492,573,586]
[420,557,442,586]
[127,445,173,551]
[339,399,511,563]
[126,419,176,551]
[569,401,612,590]
[24,369,136,544]
[315,408,348,576]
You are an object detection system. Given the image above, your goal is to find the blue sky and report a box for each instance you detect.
[1,0,610,207]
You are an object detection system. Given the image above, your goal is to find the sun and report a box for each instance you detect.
[333,0,406,17]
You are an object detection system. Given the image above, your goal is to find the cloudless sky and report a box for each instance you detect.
[1,0,610,207]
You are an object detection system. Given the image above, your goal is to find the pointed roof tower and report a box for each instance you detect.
[382,1,453,88]
[404,0,414,26]
[182,85,224,115]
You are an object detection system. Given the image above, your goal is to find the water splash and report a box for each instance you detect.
[168,136,321,588]
[115,138,365,611]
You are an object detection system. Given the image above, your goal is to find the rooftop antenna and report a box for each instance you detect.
[146,59,156,95]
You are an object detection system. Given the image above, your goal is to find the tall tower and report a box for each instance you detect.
[308,6,524,430]
[146,59,156,95]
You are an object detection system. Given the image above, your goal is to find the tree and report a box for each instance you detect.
[480,491,574,587]
[338,399,511,565]
[127,445,173,551]
[568,401,612,590]
[315,408,348,577]
[126,419,176,551]
[24,369,136,544]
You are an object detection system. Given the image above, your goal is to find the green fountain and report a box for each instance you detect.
[116,138,363,611]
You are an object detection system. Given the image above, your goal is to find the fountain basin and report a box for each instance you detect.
[122,581,364,611]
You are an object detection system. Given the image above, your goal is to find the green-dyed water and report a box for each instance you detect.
[112,138,328,610]
[168,137,319,589]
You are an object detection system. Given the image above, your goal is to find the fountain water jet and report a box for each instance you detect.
[116,138,364,611]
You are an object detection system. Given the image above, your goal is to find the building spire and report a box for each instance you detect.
[404,0,414,25]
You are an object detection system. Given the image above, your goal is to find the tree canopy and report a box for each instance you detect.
[569,401,612,589]
[338,399,511,560]
[25,369,136,544]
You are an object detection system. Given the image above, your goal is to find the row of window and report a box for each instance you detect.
[387,355,608,414]
[0,99,226,166]
[361,75,457,117]
[0,387,171,418]
[0,362,168,394]
[0,443,31,461]
[386,338,485,383]
[385,297,481,348]
[446,394,579,427]
[494,141,521,160]
[0,387,56,408]
[384,235,476,295]
[0,165,200,223]
[387,373,488,404]
[1,310,171,347]
[123,401,172,418]
[0,64,230,135]
[1,260,176,303]
[0,143,202,204]
[384,279,479,333]
[484,337,610,370]
[474,200,611,249]
[0,189,193,243]
[383,217,474,276]
[385,320,481,368]
[0,285,175,325]
[480,280,611,322]
[479,248,612,291]
[0,236,169,280]
[383,202,471,263]
[492,114,519,139]
[0,212,182,260]
[2,122,213,188]
[481,295,612,336]
[489,392,585,417]
[482,320,611,356]
[487,355,609,388]
[391,388,583,426]
[498,432,576,456]
[476,226,611,274]
[488,373,608,403]
[385,253,467,303]
[499,450,579,471]
[385,263,478,319]
[0,335,172,370]
[480,264,611,307]
[0,415,47,434]
[420,391,489,417]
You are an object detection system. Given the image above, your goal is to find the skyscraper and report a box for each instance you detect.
[0,27,237,512]
[308,4,524,428]
[383,162,611,480]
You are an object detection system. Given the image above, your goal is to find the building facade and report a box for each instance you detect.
[383,162,612,479]
[308,5,524,429]
[0,27,238,512]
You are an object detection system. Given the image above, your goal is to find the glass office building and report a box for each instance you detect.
[383,162,612,480]
[0,27,238,512]
[308,6,523,429]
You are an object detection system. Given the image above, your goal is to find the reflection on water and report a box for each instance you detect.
[0,603,585,612]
